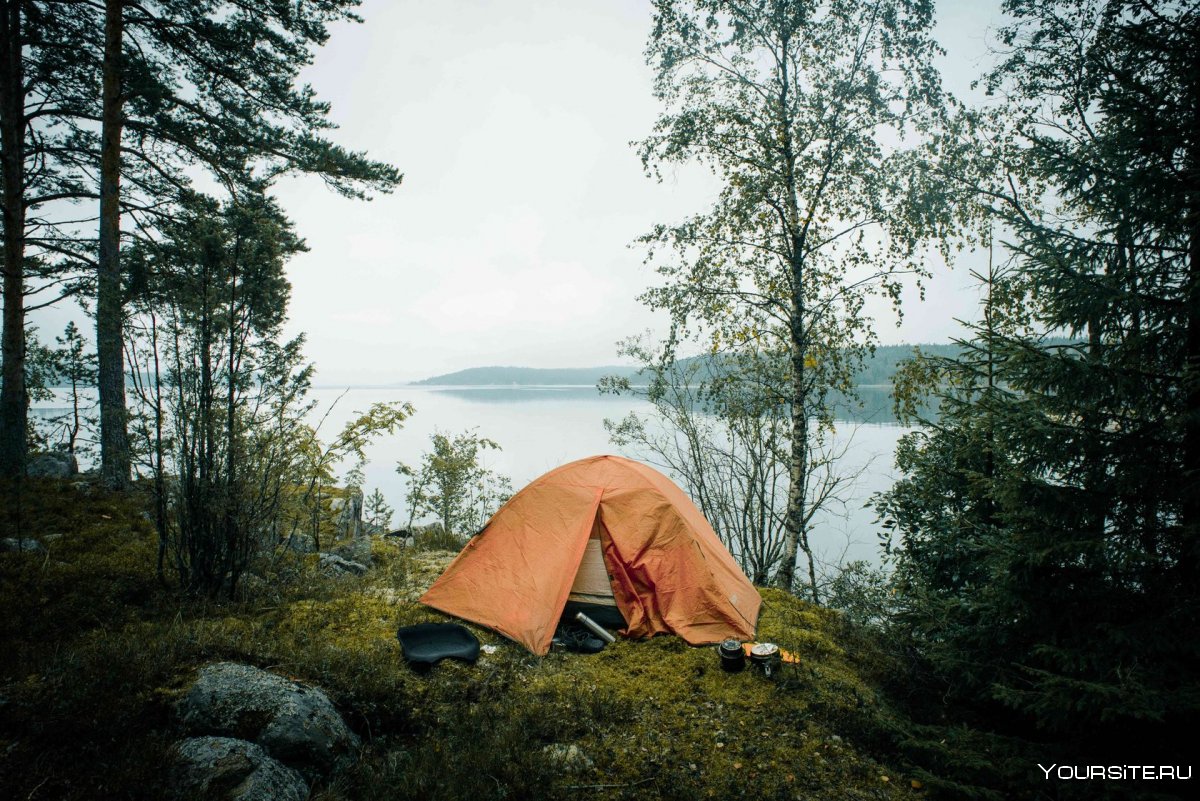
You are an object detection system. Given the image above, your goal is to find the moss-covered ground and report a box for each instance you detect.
[0,479,918,800]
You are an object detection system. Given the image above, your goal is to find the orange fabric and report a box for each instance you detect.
[742,642,800,664]
[419,455,762,655]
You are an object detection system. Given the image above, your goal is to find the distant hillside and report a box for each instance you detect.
[414,344,964,387]
[412,365,643,386]
[853,342,962,385]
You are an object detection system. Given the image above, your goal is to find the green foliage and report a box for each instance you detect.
[87,0,403,215]
[824,561,897,631]
[20,328,59,450]
[123,192,412,595]
[873,2,1200,796]
[398,429,512,537]
[50,322,98,456]
[636,0,965,593]
[0,4,99,477]
[292,399,415,546]
[363,488,394,533]
[408,524,467,553]
[125,193,311,595]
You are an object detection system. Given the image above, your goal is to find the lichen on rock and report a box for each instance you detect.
[176,662,359,779]
[172,736,307,801]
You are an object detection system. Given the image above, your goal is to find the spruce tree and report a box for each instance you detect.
[876,1,1200,794]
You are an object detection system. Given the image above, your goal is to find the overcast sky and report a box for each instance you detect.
[38,0,1007,385]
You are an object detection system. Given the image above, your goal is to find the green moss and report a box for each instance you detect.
[0,480,917,801]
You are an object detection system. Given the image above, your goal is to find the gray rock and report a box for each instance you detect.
[542,743,594,774]
[25,451,77,479]
[172,737,307,801]
[318,552,368,577]
[177,663,359,778]
[336,489,364,539]
[383,532,415,548]
[328,535,372,566]
[0,537,45,555]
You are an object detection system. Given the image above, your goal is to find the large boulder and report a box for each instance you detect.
[328,534,372,566]
[172,737,307,801]
[177,663,359,778]
[26,451,77,479]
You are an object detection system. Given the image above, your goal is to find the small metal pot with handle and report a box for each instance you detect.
[717,639,746,672]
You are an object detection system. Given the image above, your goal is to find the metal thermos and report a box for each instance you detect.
[574,612,616,644]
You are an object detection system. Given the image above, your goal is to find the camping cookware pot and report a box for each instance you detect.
[718,639,745,672]
[749,642,782,677]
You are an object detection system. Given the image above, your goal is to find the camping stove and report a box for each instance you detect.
[749,642,781,677]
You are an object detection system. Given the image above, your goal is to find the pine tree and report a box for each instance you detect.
[364,488,393,535]
[0,2,97,477]
[93,0,402,488]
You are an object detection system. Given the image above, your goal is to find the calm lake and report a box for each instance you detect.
[308,384,907,568]
[33,384,908,568]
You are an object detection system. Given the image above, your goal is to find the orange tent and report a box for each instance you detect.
[420,455,761,655]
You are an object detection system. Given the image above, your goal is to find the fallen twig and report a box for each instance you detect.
[563,777,655,791]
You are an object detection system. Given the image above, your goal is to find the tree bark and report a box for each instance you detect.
[0,0,26,478]
[780,259,813,598]
[774,28,816,600]
[97,0,129,488]
[1183,65,1199,579]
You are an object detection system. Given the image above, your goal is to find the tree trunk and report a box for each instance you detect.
[1184,157,1199,580]
[780,292,813,598]
[1181,59,1200,583]
[151,314,168,585]
[97,0,129,488]
[774,35,816,600]
[0,0,26,477]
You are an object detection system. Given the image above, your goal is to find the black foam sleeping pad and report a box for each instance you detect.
[396,622,481,670]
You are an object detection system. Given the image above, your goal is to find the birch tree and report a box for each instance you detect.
[638,0,956,594]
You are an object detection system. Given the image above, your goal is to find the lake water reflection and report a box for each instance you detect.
[311,385,906,567]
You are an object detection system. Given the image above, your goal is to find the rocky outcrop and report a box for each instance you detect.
[335,489,363,539]
[172,736,307,801]
[283,534,317,554]
[26,452,77,479]
[176,662,359,779]
[318,552,368,577]
[328,533,372,566]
